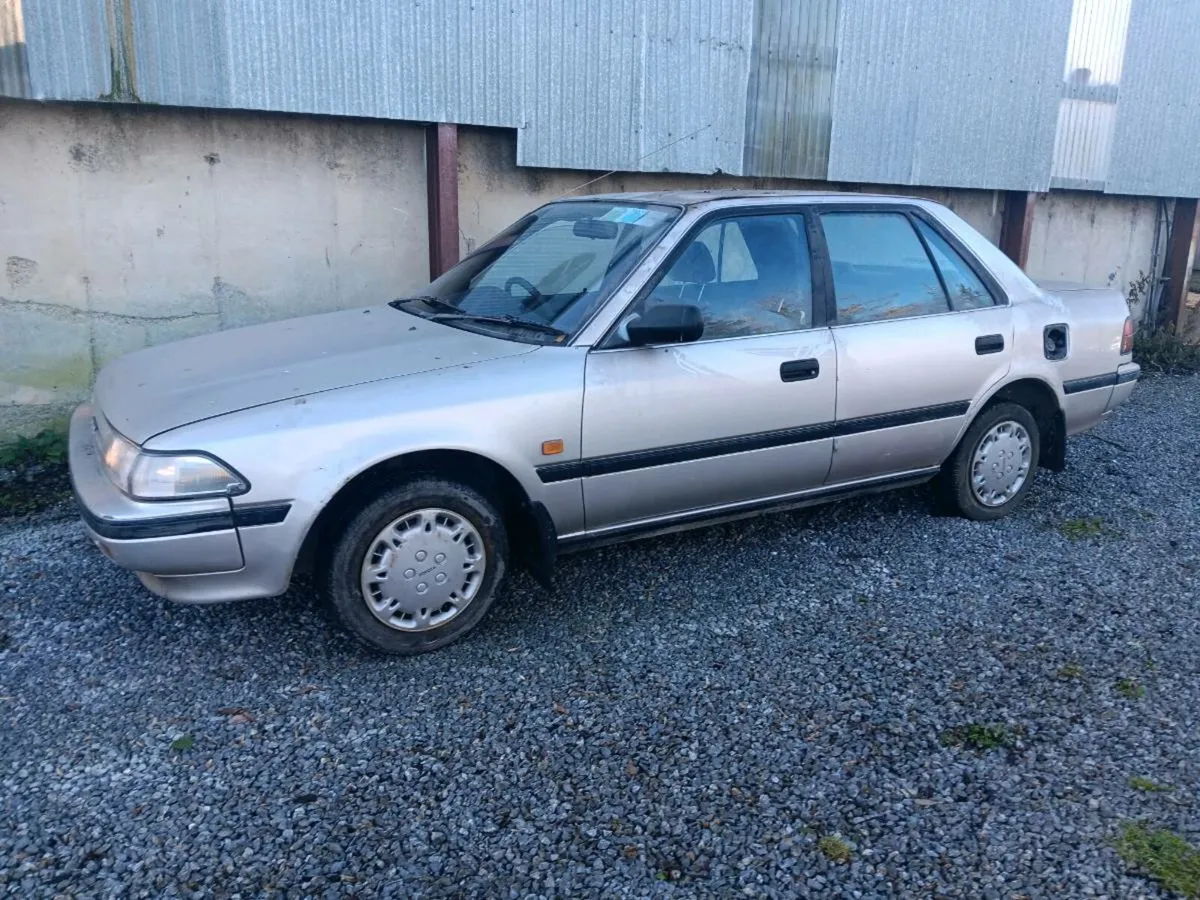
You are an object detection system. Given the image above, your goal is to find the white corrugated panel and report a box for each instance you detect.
[1049,0,1130,190]
[827,0,1074,191]
[742,0,840,179]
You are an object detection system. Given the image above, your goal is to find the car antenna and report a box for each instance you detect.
[553,122,716,199]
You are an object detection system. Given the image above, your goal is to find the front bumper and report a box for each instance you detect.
[68,404,294,602]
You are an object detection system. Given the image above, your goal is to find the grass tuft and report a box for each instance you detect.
[938,723,1015,752]
[170,734,195,752]
[1115,678,1146,700]
[1057,663,1085,680]
[1113,822,1200,898]
[1129,776,1174,793]
[817,835,853,864]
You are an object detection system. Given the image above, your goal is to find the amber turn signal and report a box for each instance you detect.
[541,439,564,456]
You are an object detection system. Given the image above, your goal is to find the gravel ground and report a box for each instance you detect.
[2,376,1198,899]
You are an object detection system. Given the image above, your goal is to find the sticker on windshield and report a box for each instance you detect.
[599,206,648,225]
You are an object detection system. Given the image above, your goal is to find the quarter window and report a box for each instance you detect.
[821,212,950,324]
[913,218,996,310]
[633,213,813,340]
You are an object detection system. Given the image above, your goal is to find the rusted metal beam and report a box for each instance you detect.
[1160,197,1199,331]
[426,123,460,281]
[998,191,1035,270]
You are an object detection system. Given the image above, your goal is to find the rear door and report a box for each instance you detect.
[815,207,1013,485]
[575,209,837,534]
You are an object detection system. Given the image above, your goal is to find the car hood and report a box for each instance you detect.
[94,305,537,443]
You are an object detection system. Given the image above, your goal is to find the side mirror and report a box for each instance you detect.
[626,304,704,346]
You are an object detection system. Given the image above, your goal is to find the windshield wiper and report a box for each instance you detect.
[427,312,568,339]
[389,295,460,314]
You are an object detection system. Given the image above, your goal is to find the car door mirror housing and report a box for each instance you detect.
[625,304,704,346]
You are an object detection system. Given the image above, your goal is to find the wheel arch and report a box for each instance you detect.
[295,448,557,585]
[972,376,1066,471]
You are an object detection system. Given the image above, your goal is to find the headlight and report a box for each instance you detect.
[94,415,248,500]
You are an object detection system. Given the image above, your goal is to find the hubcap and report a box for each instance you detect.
[970,420,1032,507]
[359,508,486,632]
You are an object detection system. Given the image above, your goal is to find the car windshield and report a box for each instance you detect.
[391,200,681,341]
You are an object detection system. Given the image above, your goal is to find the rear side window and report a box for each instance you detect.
[820,212,950,324]
[913,218,996,311]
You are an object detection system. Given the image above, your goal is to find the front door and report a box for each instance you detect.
[815,208,1014,484]
[578,211,837,533]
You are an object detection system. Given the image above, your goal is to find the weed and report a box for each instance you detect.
[1116,678,1146,700]
[818,835,852,864]
[0,428,67,468]
[1059,517,1106,541]
[1057,663,1085,680]
[0,423,73,518]
[1113,821,1200,898]
[1134,328,1200,375]
[170,734,195,752]
[1129,776,1174,793]
[938,723,1015,752]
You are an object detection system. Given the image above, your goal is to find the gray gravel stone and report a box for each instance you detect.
[1,376,1198,898]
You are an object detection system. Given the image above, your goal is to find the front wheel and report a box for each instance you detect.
[322,478,508,654]
[940,402,1040,521]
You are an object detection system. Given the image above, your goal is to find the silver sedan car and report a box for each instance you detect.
[70,191,1140,653]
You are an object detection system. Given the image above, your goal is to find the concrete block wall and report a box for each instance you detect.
[0,105,1161,438]
[1,99,429,437]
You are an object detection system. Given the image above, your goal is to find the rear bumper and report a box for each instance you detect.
[1107,361,1140,412]
[1061,362,1139,435]
[68,404,296,603]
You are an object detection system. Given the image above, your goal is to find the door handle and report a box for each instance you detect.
[780,358,820,382]
[975,334,1005,355]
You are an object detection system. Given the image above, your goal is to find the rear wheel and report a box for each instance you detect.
[323,477,508,654]
[940,402,1040,521]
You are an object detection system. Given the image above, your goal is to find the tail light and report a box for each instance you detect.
[1120,317,1134,355]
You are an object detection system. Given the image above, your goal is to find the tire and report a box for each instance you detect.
[939,401,1040,522]
[322,477,508,654]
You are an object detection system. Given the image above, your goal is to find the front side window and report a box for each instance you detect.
[821,212,950,324]
[913,218,996,311]
[625,212,813,341]
[391,201,680,341]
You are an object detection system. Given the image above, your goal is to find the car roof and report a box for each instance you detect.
[574,189,935,210]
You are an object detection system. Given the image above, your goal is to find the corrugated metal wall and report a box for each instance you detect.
[1106,0,1200,197]
[826,0,1073,192]
[2,0,1198,197]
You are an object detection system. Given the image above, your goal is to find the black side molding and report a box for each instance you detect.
[1062,373,1120,395]
[975,334,1005,355]
[79,502,291,541]
[780,358,820,382]
[536,400,970,483]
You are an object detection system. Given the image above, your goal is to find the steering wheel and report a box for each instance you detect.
[504,276,542,308]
